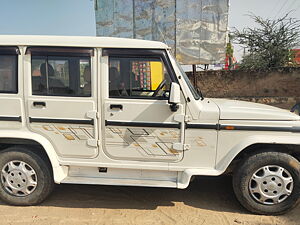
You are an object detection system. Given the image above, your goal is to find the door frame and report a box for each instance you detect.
[23,46,100,158]
[99,48,187,162]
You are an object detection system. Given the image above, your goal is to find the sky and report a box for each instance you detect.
[229,0,300,61]
[0,0,300,62]
[0,0,95,36]
[229,0,300,31]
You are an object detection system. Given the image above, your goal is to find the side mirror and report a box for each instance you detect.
[169,82,180,112]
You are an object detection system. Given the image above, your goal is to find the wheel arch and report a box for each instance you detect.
[0,130,67,183]
[217,135,300,174]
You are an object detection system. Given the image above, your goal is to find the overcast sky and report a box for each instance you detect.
[0,0,299,62]
[229,0,300,61]
[229,0,300,30]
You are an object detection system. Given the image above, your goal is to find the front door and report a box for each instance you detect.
[24,47,98,158]
[102,49,185,162]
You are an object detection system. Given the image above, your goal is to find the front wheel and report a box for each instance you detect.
[233,151,300,215]
[0,146,54,205]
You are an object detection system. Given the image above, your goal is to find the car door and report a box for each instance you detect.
[24,47,99,158]
[0,47,23,130]
[102,49,186,162]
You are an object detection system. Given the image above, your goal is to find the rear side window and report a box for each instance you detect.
[29,47,93,97]
[31,56,91,97]
[0,52,18,94]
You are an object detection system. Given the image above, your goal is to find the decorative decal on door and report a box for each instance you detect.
[105,127,181,159]
[32,124,94,141]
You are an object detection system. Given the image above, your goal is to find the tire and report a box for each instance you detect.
[233,151,300,215]
[0,146,54,205]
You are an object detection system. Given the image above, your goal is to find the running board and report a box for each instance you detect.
[61,176,177,188]
[61,166,178,188]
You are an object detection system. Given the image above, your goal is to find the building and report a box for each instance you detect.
[292,49,300,65]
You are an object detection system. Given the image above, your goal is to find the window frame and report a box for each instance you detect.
[30,48,92,97]
[103,48,178,100]
[0,47,19,94]
[26,46,94,57]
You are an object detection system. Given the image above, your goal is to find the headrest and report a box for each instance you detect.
[40,63,55,77]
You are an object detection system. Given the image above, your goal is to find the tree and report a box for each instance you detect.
[233,13,300,70]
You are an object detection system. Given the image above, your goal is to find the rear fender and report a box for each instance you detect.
[0,130,67,183]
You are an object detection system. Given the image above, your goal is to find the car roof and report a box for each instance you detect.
[0,35,169,49]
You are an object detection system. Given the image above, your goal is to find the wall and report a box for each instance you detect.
[187,68,300,109]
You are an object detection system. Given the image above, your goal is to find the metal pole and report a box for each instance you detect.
[133,0,136,38]
[192,64,197,87]
[174,0,177,57]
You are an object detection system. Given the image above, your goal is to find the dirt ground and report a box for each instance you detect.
[0,176,299,225]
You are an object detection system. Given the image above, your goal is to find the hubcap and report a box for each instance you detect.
[249,165,293,205]
[1,161,37,197]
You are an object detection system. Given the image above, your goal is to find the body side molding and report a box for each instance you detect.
[29,117,93,125]
[187,123,300,133]
[0,116,22,122]
[105,120,180,129]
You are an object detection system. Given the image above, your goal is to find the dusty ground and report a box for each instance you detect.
[0,176,299,225]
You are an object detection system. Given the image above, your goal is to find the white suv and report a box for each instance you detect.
[0,35,299,215]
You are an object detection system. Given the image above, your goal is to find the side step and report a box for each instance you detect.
[60,166,178,188]
[62,176,177,188]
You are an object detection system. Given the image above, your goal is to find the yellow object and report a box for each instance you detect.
[150,61,163,90]
[63,134,75,140]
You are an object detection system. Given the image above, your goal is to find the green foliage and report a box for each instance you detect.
[233,14,300,70]
[226,43,234,57]
[238,53,267,70]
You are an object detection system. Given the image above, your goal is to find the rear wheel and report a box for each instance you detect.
[0,146,54,205]
[233,151,300,215]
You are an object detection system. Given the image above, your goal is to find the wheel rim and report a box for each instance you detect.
[1,160,37,197]
[249,165,294,205]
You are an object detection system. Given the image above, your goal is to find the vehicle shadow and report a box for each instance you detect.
[15,176,248,213]
[1,175,299,219]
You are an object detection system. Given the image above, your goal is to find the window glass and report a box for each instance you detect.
[48,59,69,87]
[173,57,200,100]
[0,55,17,93]
[31,56,91,97]
[80,59,91,95]
[109,57,171,99]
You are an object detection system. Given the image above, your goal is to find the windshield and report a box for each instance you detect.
[173,59,201,100]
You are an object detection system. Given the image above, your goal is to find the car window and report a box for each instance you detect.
[109,57,171,99]
[31,56,91,97]
[0,55,17,94]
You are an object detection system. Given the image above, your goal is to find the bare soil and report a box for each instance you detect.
[0,176,299,225]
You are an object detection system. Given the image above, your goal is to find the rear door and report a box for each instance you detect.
[24,47,98,158]
[102,49,186,162]
[0,47,22,130]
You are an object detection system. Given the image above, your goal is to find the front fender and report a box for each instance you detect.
[0,130,67,183]
[216,134,300,173]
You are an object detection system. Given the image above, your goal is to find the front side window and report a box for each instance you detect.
[109,57,171,99]
[0,55,17,93]
[31,56,91,97]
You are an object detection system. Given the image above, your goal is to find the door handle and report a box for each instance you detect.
[33,101,46,107]
[110,104,123,110]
